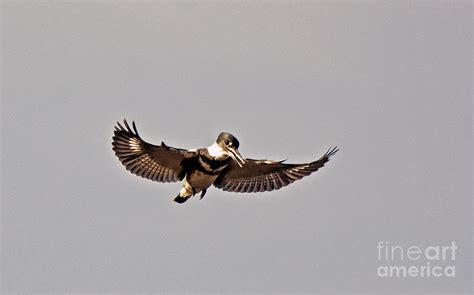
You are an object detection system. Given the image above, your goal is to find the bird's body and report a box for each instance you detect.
[176,148,231,202]
[112,119,338,204]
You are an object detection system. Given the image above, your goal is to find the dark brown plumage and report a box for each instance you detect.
[112,119,338,203]
[112,120,197,182]
[214,147,338,193]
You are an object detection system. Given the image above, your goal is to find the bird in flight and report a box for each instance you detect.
[112,119,338,204]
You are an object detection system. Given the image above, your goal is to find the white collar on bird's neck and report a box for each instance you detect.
[207,142,226,157]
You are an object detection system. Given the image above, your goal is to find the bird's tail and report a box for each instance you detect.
[174,194,189,204]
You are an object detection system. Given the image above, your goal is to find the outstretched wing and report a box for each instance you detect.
[112,119,197,182]
[214,147,338,193]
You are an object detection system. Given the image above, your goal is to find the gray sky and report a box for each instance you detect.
[1,1,472,293]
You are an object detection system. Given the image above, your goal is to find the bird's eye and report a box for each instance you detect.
[224,140,230,145]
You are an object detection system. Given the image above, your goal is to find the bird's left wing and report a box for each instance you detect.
[112,119,198,182]
[214,147,338,193]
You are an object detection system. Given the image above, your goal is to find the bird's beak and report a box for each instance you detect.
[226,147,246,168]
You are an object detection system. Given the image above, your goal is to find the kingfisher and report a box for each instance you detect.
[112,119,338,204]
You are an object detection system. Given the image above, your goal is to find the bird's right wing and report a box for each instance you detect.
[112,119,198,182]
[214,147,338,193]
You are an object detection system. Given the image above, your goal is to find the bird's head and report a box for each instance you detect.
[216,132,245,167]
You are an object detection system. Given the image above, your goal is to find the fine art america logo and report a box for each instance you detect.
[377,241,457,278]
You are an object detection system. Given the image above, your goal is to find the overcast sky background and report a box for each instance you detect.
[1,2,472,294]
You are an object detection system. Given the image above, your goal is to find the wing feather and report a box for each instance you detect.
[214,147,338,193]
[112,119,197,183]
